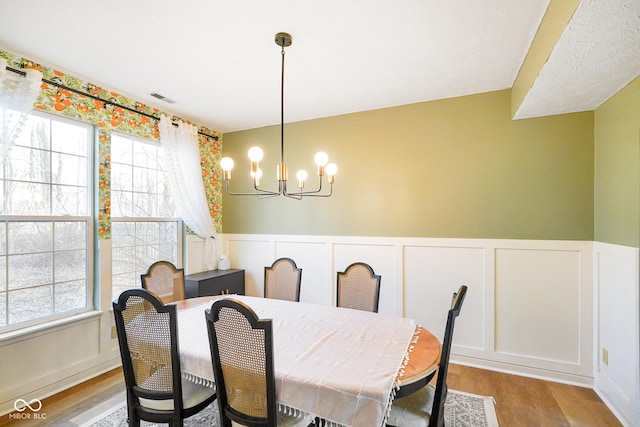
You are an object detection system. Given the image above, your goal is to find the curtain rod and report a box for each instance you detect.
[4,66,219,141]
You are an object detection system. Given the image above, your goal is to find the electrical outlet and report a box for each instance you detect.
[111,325,117,339]
[602,348,608,365]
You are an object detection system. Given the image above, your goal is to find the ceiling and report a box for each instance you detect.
[1,1,639,133]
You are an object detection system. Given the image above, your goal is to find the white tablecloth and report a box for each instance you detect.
[177,295,416,427]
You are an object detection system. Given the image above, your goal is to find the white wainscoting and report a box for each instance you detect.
[189,234,595,385]
[0,238,121,416]
[593,242,639,427]
[2,235,631,421]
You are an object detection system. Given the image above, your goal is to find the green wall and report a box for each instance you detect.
[222,89,594,240]
[594,76,640,248]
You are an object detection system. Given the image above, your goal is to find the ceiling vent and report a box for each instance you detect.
[149,92,176,104]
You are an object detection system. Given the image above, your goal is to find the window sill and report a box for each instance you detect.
[0,310,103,346]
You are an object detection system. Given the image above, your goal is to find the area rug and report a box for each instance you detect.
[73,389,498,427]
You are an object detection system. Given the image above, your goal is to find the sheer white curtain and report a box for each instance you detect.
[158,115,218,271]
[0,57,43,162]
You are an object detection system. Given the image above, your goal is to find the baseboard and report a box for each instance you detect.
[0,357,121,417]
[451,355,594,387]
[594,385,636,427]
[594,371,638,427]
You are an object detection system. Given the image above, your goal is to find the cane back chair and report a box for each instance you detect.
[112,288,216,426]
[336,262,382,312]
[205,298,310,427]
[264,257,302,302]
[141,260,185,303]
[387,285,468,427]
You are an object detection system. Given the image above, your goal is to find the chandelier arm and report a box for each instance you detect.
[284,178,334,197]
[256,193,282,199]
[223,180,282,197]
[254,180,283,196]
[283,175,322,195]
[285,184,334,198]
[284,193,303,200]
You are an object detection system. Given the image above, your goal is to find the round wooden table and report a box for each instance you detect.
[395,326,441,397]
[175,296,441,398]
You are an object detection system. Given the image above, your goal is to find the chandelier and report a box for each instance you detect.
[219,32,337,199]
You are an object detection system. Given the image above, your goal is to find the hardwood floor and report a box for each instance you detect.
[0,367,125,427]
[447,364,622,426]
[0,364,622,426]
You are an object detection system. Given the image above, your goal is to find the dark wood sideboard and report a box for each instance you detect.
[184,269,245,298]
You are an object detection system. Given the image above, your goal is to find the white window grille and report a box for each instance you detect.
[110,132,181,300]
[0,109,93,331]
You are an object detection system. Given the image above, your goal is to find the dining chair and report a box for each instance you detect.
[336,262,381,312]
[264,257,302,302]
[386,285,468,427]
[205,298,311,427]
[141,260,185,303]
[112,288,216,427]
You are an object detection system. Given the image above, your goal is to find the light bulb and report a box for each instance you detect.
[251,167,262,185]
[296,170,307,188]
[251,168,263,179]
[326,163,338,176]
[248,146,264,162]
[220,157,234,171]
[314,152,329,166]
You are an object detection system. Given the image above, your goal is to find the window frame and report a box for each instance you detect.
[0,110,95,334]
[109,131,184,300]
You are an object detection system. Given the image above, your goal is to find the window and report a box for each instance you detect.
[110,133,181,299]
[0,109,93,331]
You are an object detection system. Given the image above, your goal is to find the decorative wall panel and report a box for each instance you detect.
[593,242,638,426]
[495,248,581,363]
[404,245,485,350]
